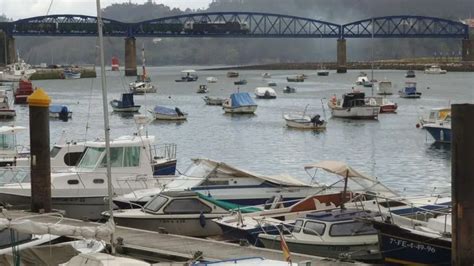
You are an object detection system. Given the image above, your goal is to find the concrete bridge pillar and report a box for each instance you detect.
[124,37,137,77]
[462,39,474,62]
[0,32,6,66]
[336,38,347,73]
[6,35,16,64]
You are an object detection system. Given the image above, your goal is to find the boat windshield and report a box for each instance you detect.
[144,195,168,213]
[0,134,15,151]
[77,147,105,169]
[99,146,140,168]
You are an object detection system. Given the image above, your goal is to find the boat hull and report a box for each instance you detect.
[64,72,81,79]
[223,105,257,114]
[256,95,276,99]
[259,235,381,262]
[153,113,187,120]
[14,95,30,104]
[317,71,329,76]
[380,104,397,113]
[284,117,327,130]
[112,215,223,237]
[49,112,73,118]
[424,125,451,143]
[372,221,451,265]
[203,97,225,106]
[329,105,379,119]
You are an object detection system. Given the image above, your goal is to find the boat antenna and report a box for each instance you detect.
[96,0,115,254]
[302,104,309,118]
[320,98,327,121]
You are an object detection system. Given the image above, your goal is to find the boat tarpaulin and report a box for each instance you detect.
[404,86,417,94]
[153,106,177,115]
[49,105,68,113]
[304,160,398,197]
[197,193,262,213]
[230,92,256,108]
[121,93,135,107]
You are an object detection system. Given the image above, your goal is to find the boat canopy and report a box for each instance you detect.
[230,92,256,107]
[0,126,26,134]
[255,87,276,94]
[163,158,310,192]
[119,93,135,108]
[153,106,178,115]
[304,160,398,198]
[404,86,417,94]
[49,105,69,113]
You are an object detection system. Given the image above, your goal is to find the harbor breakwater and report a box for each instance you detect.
[30,67,97,80]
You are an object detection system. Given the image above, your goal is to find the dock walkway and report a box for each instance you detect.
[6,210,355,265]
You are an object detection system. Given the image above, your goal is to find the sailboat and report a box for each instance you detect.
[129,44,156,95]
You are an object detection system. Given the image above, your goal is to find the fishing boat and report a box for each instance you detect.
[197,84,209,94]
[111,56,120,71]
[254,87,277,99]
[286,75,304,82]
[227,71,239,78]
[104,191,233,237]
[317,68,329,76]
[283,114,326,130]
[206,77,218,83]
[0,90,15,119]
[328,92,379,119]
[399,81,421,98]
[0,57,36,82]
[424,118,451,143]
[366,96,397,113]
[49,104,73,119]
[424,65,447,74]
[222,92,257,114]
[258,209,382,262]
[129,45,156,94]
[110,93,141,112]
[267,82,277,87]
[370,214,451,265]
[234,79,247,85]
[405,70,416,78]
[355,72,369,85]
[63,68,81,79]
[203,96,225,106]
[0,134,178,220]
[376,81,393,95]
[112,158,329,210]
[14,79,34,104]
[418,107,450,127]
[283,86,296,93]
[262,73,271,79]
[150,106,187,120]
[176,70,198,82]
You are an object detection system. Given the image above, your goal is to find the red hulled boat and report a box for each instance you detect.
[14,80,34,104]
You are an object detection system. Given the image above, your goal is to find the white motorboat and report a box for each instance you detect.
[254,87,277,99]
[328,92,379,119]
[150,106,187,120]
[283,113,326,130]
[104,191,231,237]
[355,72,369,85]
[258,209,382,262]
[63,69,81,79]
[0,134,177,220]
[376,81,393,95]
[223,92,257,114]
[0,90,15,119]
[203,96,226,106]
[112,158,328,210]
[424,65,447,74]
[129,81,156,95]
[262,73,271,78]
[176,70,198,82]
[206,76,218,83]
[0,57,36,82]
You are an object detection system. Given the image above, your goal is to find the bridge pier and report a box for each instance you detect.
[336,39,347,73]
[0,32,6,66]
[6,36,16,64]
[462,39,474,62]
[124,37,137,77]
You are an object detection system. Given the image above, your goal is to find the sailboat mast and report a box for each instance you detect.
[371,18,375,96]
[96,0,115,252]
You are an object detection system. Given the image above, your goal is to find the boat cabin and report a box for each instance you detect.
[0,126,26,166]
[342,92,367,108]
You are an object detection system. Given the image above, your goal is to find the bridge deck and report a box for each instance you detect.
[5,210,353,265]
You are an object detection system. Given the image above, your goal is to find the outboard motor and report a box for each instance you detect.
[175,107,184,116]
[264,90,271,98]
[59,106,69,122]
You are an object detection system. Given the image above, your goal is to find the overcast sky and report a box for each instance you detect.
[1,0,213,20]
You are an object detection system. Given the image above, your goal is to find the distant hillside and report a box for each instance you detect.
[10,1,474,65]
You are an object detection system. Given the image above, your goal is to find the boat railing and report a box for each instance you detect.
[150,143,177,160]
[0,167,30,188]
[115,174,160,193]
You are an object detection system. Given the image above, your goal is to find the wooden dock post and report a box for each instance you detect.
[451,104,474,264]
[27,88,52,213]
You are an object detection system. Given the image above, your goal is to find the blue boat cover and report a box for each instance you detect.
[121,93,135,107]
[404,86,417,94]
[153,106,178,115]
[230,92,256,108]
[49,105,68,113]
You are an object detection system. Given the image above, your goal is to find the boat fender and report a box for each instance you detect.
[199,212,206,228]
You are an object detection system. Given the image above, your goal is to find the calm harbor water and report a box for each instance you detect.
[9,67,473,195]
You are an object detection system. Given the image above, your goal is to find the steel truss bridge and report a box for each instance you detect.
[0,12,469,39]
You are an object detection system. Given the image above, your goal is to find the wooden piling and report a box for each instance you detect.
[451,104,474,264]
[27,88,52,213]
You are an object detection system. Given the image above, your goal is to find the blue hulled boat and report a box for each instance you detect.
[399,81,421,98]
[424,119,451,143]
[110,93,141,112]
